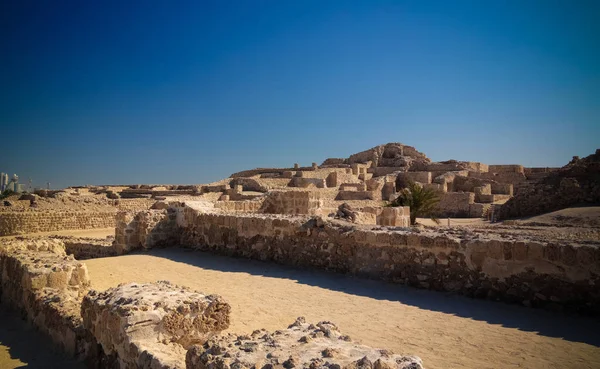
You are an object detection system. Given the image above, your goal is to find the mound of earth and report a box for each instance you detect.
[498,149,600,220]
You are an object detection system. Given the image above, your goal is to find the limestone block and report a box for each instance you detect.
[82,281,231,369]
[377,207,410,227]
[186,317,423,369]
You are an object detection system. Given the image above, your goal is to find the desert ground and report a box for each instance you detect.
[0,307,85,369]
[1,208,599,369]
[81,248,600,369]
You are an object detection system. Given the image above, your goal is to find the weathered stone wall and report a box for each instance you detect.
[114,210,179,253]
[435,192,475,217]
[176,210,600,314]
[403,171,432,184]
[335,190,376,201]
[82,281,231,369]
[0,211,117,236]
[490,183,514,195]
[0,239,95,358]
[187,317,423,369]
[288,176,327,188]
[60,237,119,260]
[489,164,525,174]
[115,198,155,211]
[260,190,323,215]
[214,199,264,213]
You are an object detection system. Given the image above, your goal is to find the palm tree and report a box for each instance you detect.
[388,181,440,225]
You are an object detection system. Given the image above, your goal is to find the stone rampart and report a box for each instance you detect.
[0,211,117,236]
[175,210,600,314]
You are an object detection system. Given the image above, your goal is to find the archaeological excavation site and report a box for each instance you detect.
[1,143,599,369]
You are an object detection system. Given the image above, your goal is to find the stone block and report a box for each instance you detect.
[186,318,423,369]
[82,281,231,369]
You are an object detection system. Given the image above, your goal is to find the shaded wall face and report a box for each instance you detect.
[174,210,600,314]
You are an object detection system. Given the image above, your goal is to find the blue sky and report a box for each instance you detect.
[1,0,598,189]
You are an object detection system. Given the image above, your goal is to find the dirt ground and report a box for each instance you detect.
[84,248,600,369]
[0,307,84,369]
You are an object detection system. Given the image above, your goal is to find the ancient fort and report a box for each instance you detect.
[1,143,599,369]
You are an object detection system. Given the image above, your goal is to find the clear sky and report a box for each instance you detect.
[1,0,598,189]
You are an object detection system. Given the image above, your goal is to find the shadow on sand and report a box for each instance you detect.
[0,307,85,369]
[142,247,600,347]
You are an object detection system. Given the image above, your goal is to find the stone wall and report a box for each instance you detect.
[435,192,475,217]
[214,199,264,213]
[82,281,231,369]
[489,164,525,174]
[115,198,155,211]
[0,211,117,236]
[114,210,179,253]
[0,239,96,359]
[335,190,376,201]
[260,190,323,215]
[172,210,600,314]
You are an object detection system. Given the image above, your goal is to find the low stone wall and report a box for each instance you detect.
[172,210,599,314]
[82,281,231,369]
[59,237,119,259]
[115,210,179,253]
[187,317,423,369]
[335,190,376,201]
[115,198,155,211]
[214,199,264,213]
[0,239,95,359]
[260,190,323,215]
[489,164,525,174]
[0,211,117,236]
[436,192,474,217]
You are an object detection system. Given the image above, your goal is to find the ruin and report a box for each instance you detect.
[0,143,598,369]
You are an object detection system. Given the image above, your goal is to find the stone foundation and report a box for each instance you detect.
[0,210,117,236]
[161,208,600,314]
[187,317,423,369]
[82,281,231,369]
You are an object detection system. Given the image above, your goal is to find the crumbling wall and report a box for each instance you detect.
[214,199,264,213]
[82,281,231,369]
[260,191,323,215]
[0,211,117,236]
[0,239,95,358]
[489,164,525,174]
[177,210,600,314]
[435,192,475,217]
[114,210,179,254]
[187,317,423,369]
[288,175,327,188]
[376,207,410,226]
[335,190,375,201]
[115,198,155,211]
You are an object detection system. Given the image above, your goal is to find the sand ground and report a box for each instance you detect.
[0,307,85,369]
[83,248,600,369]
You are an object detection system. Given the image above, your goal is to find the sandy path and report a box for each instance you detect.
[85,248,600,369]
